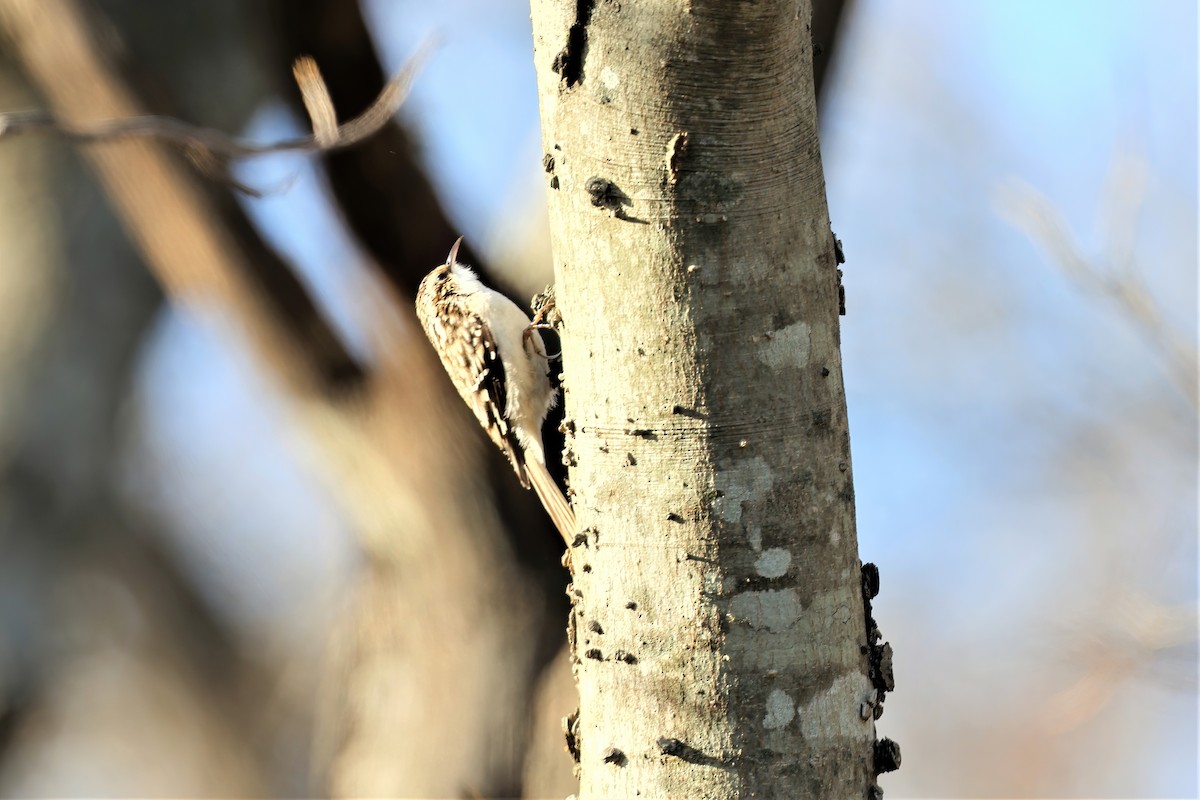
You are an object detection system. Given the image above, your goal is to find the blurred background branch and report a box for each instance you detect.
[1000,167,1199,410]
[0,0,578,795]
[0,0,360,395]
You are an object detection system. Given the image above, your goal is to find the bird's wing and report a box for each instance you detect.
[430,297,530,488]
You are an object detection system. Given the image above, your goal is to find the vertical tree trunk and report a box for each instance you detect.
[530,1,878,797]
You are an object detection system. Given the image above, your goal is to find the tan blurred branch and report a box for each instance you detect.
[998,174,1199,410]
[1000,167,1199,741]
[1042,589,1198,734]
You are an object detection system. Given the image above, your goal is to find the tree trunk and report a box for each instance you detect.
[530,1,878,797]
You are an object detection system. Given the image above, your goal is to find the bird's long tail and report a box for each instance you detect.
[527,459,577,548]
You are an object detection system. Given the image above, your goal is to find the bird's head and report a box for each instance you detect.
[439,235,484,295]
[417,236,471,298]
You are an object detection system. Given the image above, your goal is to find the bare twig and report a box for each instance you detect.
[0,37,436,163]
[294,57,338,148]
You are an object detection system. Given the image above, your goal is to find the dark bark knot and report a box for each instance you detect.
[602,747,627,766]
[656,737,721,767]
[833,227,847,314]
[873,737,902,774]
[861,562,895,722]
[585,176,643,222]
[862,562,880,600]
[666,131,689,187]
[552,0,595,88]
[671,404,707,420]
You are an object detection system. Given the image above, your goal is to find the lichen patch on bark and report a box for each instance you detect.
[728,589,803,632]
[754,319,812,370]
[762,688,796,730]
[754,548,792,578]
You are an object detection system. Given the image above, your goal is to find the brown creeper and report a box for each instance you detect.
[415,238,576,548]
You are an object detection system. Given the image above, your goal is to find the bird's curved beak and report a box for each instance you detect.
[446,236,465,266]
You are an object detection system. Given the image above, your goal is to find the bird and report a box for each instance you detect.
[415,237,576,549]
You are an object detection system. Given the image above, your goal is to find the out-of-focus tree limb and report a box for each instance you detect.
[999,176,1199,410]
[272,0,481,297]
[0,0,361,396]
[1,1,567,795]
[0,45,266,795]
[269,0,579,572]
[263,4,573,794]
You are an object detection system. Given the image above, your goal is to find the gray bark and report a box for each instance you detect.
[530,1,876,797]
